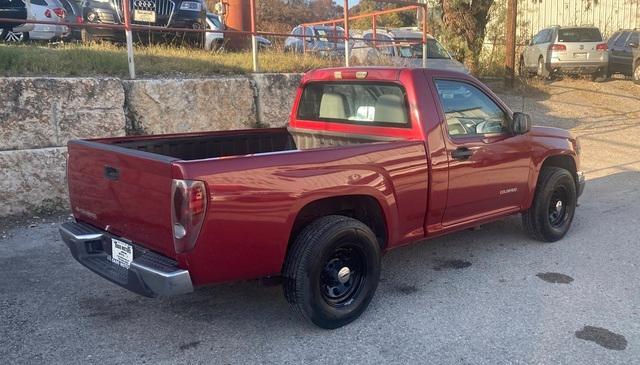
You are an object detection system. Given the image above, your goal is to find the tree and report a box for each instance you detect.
[437,0,494,74]
[350,0,416,30]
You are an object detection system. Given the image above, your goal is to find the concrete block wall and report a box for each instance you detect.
[0,74,302,217]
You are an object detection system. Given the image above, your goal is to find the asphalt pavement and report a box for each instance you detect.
[1,79,639,364]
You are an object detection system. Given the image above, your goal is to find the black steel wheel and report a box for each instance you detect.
[523,167,577,242]
[283,215,381,329]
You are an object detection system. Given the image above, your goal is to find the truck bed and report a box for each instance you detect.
[98,128,396,161]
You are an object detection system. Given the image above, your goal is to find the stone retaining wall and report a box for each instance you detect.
[0,74,302,217]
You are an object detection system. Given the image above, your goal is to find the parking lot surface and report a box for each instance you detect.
[1,79,639,364]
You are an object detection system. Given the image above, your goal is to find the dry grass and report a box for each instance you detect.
[0,42,342,77]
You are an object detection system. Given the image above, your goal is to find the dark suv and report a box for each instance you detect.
[607,29,640,83]
[79,0,205,42]
[0,0,27,32]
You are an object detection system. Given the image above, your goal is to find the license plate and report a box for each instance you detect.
[111,238,133,269]
[134,9,156,23]
[573,52,587,60]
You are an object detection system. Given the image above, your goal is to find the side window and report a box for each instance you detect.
[607,32,620,47]
[531,30,543,45]
[292,27,301,36]
[434,79,509,137]
[628,32,639,46]
[614,31,631,47]
[545,29,555,43]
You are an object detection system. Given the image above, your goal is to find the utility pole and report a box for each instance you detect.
[504,0,517,87]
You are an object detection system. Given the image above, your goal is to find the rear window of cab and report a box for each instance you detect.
[296,82,410,128]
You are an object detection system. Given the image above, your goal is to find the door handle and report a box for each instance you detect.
[451,147,473,161]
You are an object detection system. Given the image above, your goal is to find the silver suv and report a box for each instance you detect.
[519,26,608,80]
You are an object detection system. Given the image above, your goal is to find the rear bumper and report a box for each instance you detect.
[60,221,193,297]
[549,61,607,74]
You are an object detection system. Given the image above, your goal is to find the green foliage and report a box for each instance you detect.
[350,0,417,30]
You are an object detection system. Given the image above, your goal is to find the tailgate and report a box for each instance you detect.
[67,140,178,258]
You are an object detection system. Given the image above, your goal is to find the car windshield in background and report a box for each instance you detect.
[207,15,221,29]
[557,28,602,42]
[297,82,409,127]
[396,39,450,59]
[315,28,344,42]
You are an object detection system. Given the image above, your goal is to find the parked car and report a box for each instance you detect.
[204,11,223,51]
[255,35,271,49]
[2,0,68,42]
[607,29,640,83]
[60,66,584,329]
[79,0,205,43]
[0,0,34,42]
[519,26,608,80]
[284,24,346,57]
[59,0,82,40]
[352,27,469,73]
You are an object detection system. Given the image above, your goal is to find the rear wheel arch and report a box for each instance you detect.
[287,195,389,253]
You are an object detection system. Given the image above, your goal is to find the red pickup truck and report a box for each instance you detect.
[60,67,584,329]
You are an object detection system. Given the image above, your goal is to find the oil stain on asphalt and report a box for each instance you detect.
[433,259,472,271]
[575,326,627,350]
[179,341,201,351]
[536,272,574,284]
[395,285,418,295]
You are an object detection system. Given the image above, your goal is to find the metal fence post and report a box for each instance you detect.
[122,0,135,79]
[421,0,427,69]
[343,0,350,67]
[250,0,259,72]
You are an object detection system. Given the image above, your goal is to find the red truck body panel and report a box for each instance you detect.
[65,67,581,288]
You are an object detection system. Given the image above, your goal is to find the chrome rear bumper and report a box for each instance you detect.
[60,221,193,297]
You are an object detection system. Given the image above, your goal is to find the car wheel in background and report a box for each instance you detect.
[634,61,640,84]
[1,29,28,43]
[80,29,94,43]
[537,57,550,80]
[591,67,608,82]
[522,167,577,242]
[283,215,381,329]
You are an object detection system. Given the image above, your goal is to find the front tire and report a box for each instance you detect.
[522,167,577,242]
[283,215,381,329]
[633,61,640,85]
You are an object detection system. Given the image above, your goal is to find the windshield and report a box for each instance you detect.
[396,38,451,59]
[558,28,602,42]
[207,15,222,29]
[315,28,344,42]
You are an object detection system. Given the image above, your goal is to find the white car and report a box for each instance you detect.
[352,28,469,74]
[204,12,224,51]
[1,0,34,42]
[3,0,67,42]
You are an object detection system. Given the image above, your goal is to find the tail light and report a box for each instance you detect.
[44,9,51,18]
[596,43,608,51]
[53,8,66,18]
[549,44,566,51]
[75,16,83,24]
[171,179,208,253]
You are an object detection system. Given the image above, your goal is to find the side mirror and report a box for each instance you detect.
[512,112,532,134]
[629,42,638,49]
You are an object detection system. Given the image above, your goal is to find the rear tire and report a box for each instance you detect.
[1,29,28,43]
[633,61,640,85]
[591,67,608,82]
[80,28,94,43]
[283,215,381,329]
[522,167,577,242]
[537,57,550,80]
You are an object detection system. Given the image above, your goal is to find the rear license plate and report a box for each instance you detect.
[134,9,156,23]
[573,52,587,60]
[111,238,133,269]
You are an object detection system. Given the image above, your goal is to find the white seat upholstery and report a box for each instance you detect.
[374,94,407,124]
[319,92,348,119]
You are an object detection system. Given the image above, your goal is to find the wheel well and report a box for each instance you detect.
[540,155,578,189]
[289,195,388,249]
